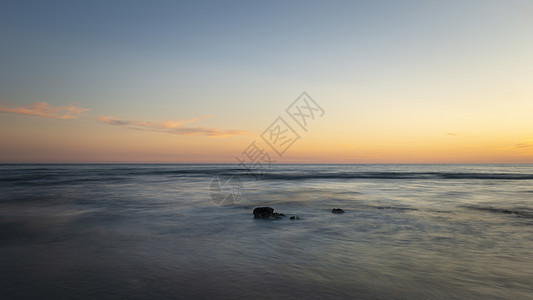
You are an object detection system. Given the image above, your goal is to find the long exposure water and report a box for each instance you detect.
[1,164,532,299]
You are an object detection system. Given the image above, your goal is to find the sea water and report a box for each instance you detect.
[1,164,532,299]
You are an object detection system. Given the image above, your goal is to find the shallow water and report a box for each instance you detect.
[1,164,532,299]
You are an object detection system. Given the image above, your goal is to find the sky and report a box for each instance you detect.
[1,0,532,163]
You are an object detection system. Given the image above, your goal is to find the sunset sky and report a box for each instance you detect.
[1,0,532,163]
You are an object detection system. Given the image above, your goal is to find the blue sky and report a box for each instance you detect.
[1,0,533,162]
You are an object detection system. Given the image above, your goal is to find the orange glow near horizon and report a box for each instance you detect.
[1,108,532,163]
[2,1,532,164]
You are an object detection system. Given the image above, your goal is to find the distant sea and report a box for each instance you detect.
[1,164,532,299]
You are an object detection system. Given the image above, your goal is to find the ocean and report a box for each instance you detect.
[1,164,532,299]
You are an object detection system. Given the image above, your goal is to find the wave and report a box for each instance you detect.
[462,206,533,219]
[253,172,533,180]
[3,167,533,184]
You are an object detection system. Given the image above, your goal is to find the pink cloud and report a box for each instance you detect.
[98,116,253,138]
[0,102,89,119]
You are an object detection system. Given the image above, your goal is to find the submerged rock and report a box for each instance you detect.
[290,216,301,220]
[272,213,283,220]
[332,208,345,214]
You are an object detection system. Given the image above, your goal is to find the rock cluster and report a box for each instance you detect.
[253,207,285,220]
[253,206,344,220]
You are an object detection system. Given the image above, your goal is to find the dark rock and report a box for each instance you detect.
[272,213,283,220]
[290,216,301,220]
[332,208,345,214]
[253,207,288,220]
[253,207,274,219]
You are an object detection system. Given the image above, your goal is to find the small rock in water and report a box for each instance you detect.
[253,207,286,219]
[272,212,283,220]
[290,216,301,220]
[253,207,274,219]
[332,208,345,214]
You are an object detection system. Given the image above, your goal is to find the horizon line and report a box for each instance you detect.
[1,162,532,165]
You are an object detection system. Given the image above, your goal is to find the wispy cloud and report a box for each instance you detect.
[0,102,89,119]
[498,139,533,152]
[445,132,475,138]
[98,116,253,137]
